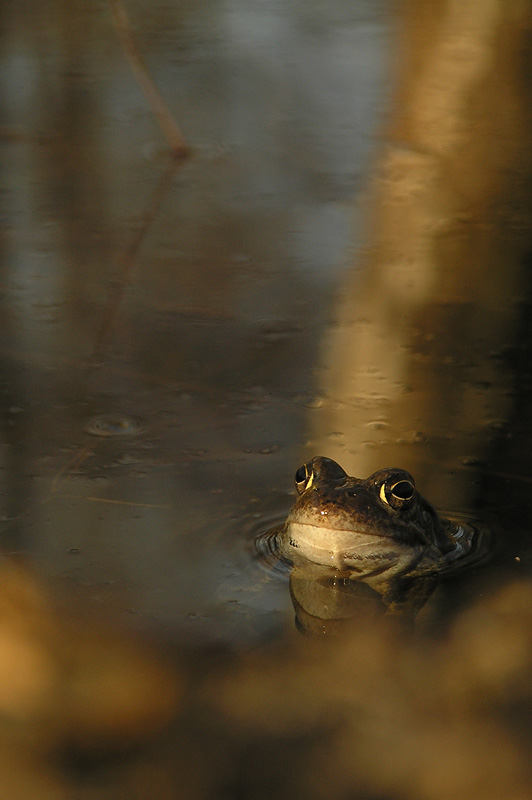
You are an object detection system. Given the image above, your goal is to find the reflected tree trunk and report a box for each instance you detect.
[309,0,532,509]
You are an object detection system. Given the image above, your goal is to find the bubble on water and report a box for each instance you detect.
[396,430,427,444]
[305,396,324,409]
[242,445,279,454]
[180,447,207,457]
[84,414,144,437]
[113,452,143,465]
[256,319,304,343]
[367,420,388,431]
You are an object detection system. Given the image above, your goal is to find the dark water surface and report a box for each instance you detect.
[1,0,390,644]
[1,0,532,650]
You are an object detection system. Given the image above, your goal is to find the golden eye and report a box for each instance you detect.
[380,477,415,507]
[390,479,415,501]
[295,465,306,485]
[294,463,313,494]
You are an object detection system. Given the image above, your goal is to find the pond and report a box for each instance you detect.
[1,0,393,645]
[2,0,532,797]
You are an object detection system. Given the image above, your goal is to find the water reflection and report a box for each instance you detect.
[308,0,532,519]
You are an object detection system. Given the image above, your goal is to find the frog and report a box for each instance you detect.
[276,456,485,617]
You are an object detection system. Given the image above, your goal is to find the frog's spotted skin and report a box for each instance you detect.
[280,456,484,590]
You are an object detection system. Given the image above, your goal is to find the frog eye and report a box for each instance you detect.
[294,463,313,494]
[379,476,416,508]
[390,479,415,500]
[294,457,348,494]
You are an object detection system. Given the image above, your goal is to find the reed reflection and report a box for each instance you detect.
[308,0,532,511]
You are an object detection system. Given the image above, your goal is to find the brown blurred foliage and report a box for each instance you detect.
[0,561,530,800]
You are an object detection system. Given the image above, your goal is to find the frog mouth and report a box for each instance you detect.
[286,517,394,540]
[282,520,407,569]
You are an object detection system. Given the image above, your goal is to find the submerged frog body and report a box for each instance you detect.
[278,456,484,616]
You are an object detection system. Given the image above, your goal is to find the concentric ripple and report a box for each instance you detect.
[84,414,144,437]
[252,521,292,578]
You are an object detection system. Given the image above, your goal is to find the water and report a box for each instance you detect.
[2,0,532,648]
[3,1,532,798]
[0,0,391,645]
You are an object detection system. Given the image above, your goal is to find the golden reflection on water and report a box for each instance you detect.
[309,0,532,509]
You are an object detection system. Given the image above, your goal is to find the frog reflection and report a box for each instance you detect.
[271,457,486,631]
